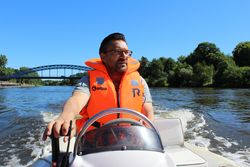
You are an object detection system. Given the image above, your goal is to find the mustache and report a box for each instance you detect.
[117,60,127,64]
[118,56,128,62]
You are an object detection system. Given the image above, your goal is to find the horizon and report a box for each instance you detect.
[1,0,250,69]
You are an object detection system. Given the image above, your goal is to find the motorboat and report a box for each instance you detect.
[33,108,239,167]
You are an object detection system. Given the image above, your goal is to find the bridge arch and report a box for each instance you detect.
[0,64,92,80]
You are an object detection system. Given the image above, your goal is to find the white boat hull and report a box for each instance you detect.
[33,118,239,167]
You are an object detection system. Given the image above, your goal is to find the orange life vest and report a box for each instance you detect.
[76,57,144,132]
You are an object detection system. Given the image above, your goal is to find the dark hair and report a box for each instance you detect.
[99,32,127,54]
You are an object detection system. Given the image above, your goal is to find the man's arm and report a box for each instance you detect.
[43,91,89,140]
[142,102,154,121]
[140,77,154,121]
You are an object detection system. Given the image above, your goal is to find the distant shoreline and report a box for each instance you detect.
[0,81,34,88]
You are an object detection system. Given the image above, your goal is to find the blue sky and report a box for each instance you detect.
[0,0,250,69]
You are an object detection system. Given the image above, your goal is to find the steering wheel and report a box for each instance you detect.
[71,108,163,164]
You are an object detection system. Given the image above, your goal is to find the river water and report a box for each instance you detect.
[0,86,249,166]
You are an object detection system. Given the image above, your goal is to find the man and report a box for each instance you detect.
[43,33,154,140]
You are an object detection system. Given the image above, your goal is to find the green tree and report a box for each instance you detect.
[0,67,4,76]
[186,42,224,68]
[67,72,88,85]
[219,66,243,87]
[160,57,176,74]
[177,56,186,64]
[4,67,16,75]
[138,56,150,78]
[17,67,42,85]
[192,63,214,86]
[241,67,250,87]
[233,41,250,67]
[0,55,8,76]
[214,56,237,86]
[168,62,193,87]
[147,58,168,87]
[0,55,7,68]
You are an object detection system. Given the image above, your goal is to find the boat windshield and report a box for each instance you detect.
[77,125,163,155]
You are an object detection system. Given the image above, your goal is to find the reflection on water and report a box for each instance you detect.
[194,97,219,106]
[192,88,250,124]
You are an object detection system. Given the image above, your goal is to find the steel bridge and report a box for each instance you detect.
[0,64,92,80]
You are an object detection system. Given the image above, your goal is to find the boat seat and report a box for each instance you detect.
[154,118,184,147]
[154,119,207,167]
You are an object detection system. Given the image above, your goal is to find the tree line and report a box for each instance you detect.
[138,41,250,88]
[1,41,250,87]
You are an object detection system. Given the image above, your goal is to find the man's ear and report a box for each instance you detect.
[100,53,106,62]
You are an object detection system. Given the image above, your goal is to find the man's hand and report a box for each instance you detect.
[42,118,76,141]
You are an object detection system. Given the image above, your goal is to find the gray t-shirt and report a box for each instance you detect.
[74,75,152,103]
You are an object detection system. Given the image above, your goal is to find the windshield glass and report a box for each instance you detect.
[78,125,163,155]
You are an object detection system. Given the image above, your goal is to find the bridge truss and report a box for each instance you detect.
[0,64,92,80]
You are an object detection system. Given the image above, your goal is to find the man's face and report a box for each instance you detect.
[101,40,132,74]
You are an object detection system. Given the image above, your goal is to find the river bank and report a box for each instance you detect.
[0,81,34,88]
